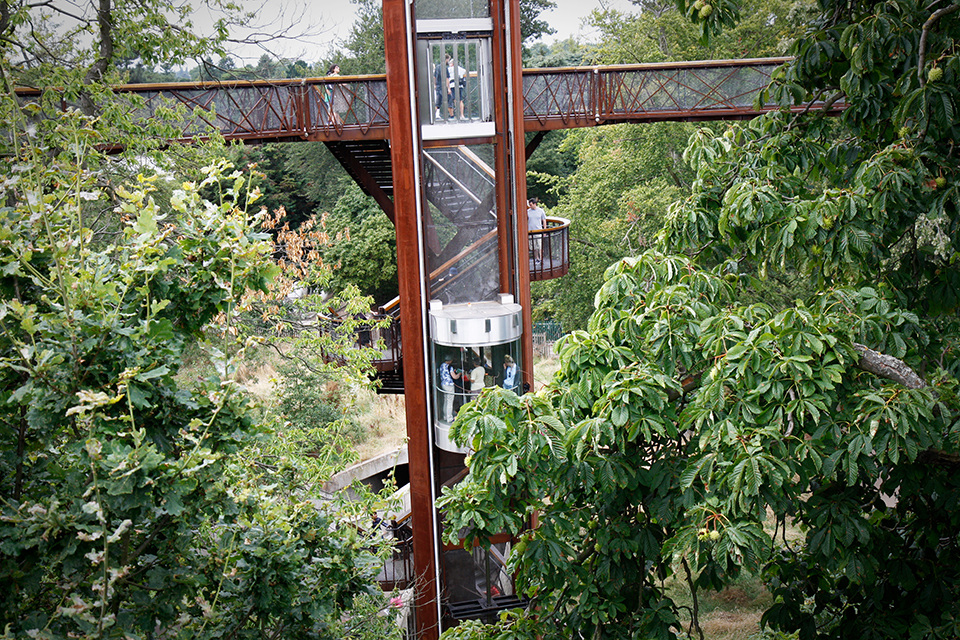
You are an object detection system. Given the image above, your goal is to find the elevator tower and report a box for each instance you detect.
[382,0,532,635]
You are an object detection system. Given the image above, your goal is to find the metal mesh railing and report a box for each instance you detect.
[52,76,393,143]
[15,58,802,145]
[377,523,414,590]
[529,217,570,281]
[522,59,787,127]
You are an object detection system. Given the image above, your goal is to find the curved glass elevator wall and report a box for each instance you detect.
[429,295,522,452]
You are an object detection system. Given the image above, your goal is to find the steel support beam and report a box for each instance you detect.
[383,0,441,638]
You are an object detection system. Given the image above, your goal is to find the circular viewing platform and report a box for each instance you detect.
[529,216,570,281]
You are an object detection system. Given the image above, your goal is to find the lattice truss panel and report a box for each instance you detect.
[120,78,389,142]
[600,63,779,116]
[522,62,780,125]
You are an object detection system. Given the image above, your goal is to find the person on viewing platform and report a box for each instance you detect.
[527,197,547,265]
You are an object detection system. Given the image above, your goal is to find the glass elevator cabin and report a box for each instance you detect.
[415,0,527,629]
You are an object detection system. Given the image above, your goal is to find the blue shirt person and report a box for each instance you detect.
[439,354,461,422]
[502,355,517,392]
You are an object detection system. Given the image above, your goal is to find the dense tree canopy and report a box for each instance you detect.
[441,0,960,638]
[0,122,395,637]
[0,2,403,638]
[319,184,400,306]
[531,124,689,328]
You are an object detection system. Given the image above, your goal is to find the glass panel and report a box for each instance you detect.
[415,0,489,21]
[418,38,491,126]
[432,342,521,425]
[434,345,471,425]
[440,543,514,606]
[422,144,500,304]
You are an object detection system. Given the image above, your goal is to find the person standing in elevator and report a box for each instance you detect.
[440,353,461,422]
[469,358,487,399]
[446,53,467,119]
[502,355,517,392]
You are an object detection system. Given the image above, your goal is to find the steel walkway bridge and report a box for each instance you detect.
[24,57,801,144]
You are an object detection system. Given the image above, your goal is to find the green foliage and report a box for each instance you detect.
[327,0,388,75]
[231,142,350,228]
[0,91,396,638]
[525,130,578,207]
[585,0,800,65]
[651,1,960,635]
[527,0,803,332]
[322,184,400,305]
[440,254,960,640]
[533,123,690,329]
[274,360,367,462]
[522,38,586,68]
[444,1,960,639]
[4,0,237,79]
[662,0,960,322]
[519,0,559,42]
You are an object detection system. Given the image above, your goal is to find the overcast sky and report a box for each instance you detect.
[539,0,637,43]
[222,0,637,63]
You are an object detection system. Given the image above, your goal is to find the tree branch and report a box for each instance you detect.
[672,344,926,402]
[0,0,9,39]
[819,90,846,114]
[852,343,926,389]
[682,558,704,640]
[918,3,960,87]
[87,0,114,83]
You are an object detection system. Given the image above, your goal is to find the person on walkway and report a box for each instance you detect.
[527,197,547,265]
[323,64,344,126]
[439,353,461,422]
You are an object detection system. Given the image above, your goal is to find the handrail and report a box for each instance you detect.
[524,57,792,75]
[529,216,570,282]
[380,217,558,316]
[12,58,791,95]
[380,296,401,316]
[12,72,380,94]
[430,228,498,283]
[528,216,569,237]
[429,243,499,299]
[455,145,495,180]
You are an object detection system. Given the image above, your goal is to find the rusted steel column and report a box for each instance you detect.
[490,0,513,302]
[383,0,441,637]
[505,0,534,391]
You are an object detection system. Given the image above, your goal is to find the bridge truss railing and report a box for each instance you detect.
[15,76,391,144]
[16,58,799,144]
[119,76,391,143]
[522,58,790,130]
